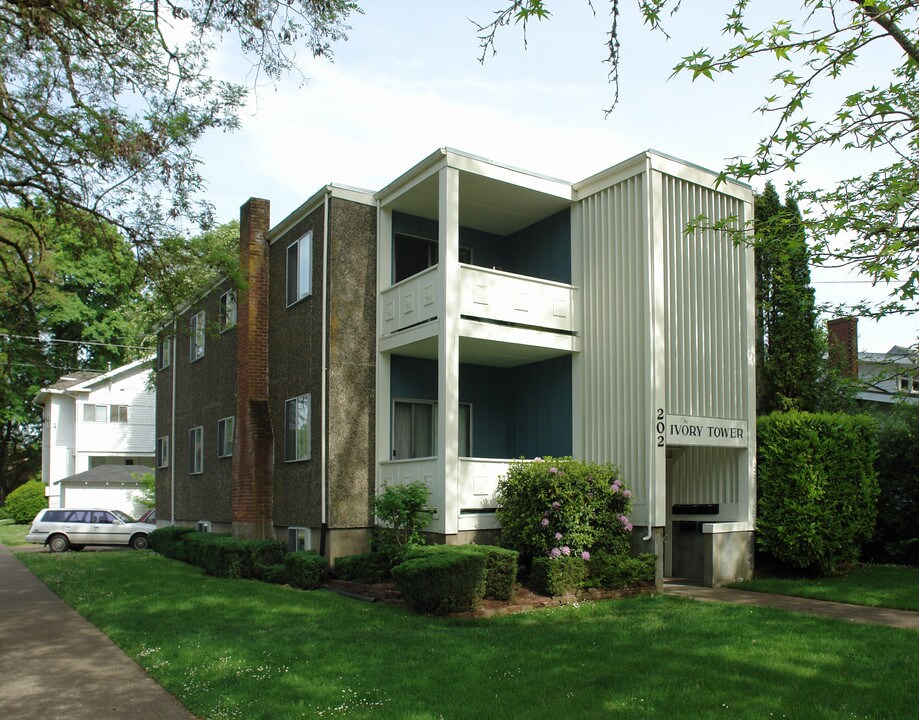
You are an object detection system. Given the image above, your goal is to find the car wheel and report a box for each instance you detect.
[130,534,149,550]
[48,535,70,553]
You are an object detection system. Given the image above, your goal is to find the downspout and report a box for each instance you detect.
[320,191,330,552]
[170,319,177,526]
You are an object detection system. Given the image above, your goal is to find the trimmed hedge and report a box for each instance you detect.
[586,552,656,589]
[758,411,879,573]
[403,544,519,601]
[5,480,48,524]
[284,551,327,589]
[392,546,487,614]
[150,528,284,580]
[530,555,588,596]
[333,552,391,583]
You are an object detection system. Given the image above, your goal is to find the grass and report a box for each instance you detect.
[0,521,29,546]
[732,565,919,612]
[18,550,918,720]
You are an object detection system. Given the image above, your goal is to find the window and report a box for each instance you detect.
[189,310,205,361]
[156,436,169,468]
[284,394,311,462]
[393,233,473,283]
[392,401,472,459]
[157,336,171,370]
[286,231,312,306]
[898,377,919,393]
[189,426,203,474]
[109,405,128,423]
[392,400,435,459]
[83,404,108,422]
[217,416,235,458]
[219,290,237,332]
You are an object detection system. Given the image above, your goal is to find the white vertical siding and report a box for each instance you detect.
[661,174,750,419]
[576,170,654,524]
[669,446,739,507]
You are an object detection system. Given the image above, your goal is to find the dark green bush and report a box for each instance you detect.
[586,552,656,589]
[262,563,290,585]
[496,456,632,562]
[149,526,195,560]
[530,556,588,596]
[333,552,391,583]
[868,404,919,565]
[403,544,519,601]
[284,551,328,590]
[392,546,487,614]
[758,411,879,574]
[5,480,48,524]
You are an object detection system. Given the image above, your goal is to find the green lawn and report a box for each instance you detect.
[732,564,919,612]
[18,551,918,720]
[0,521,29,546]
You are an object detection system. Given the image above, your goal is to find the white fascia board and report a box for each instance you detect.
[444,148,572,201]
[375,148,449,208]
[647,151,753,202]
[573,151,650,199]
[267,184,376,244]
[68,357,154,392]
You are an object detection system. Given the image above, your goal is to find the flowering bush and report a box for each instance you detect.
[495,456,633,562]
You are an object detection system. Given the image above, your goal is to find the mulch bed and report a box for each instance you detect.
[323,578,657,618]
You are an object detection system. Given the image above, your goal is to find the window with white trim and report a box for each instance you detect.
[217,416,235,458]
[286,231,312,306]
[109,405,128,423]
[898,376,919,393]
[189,426,203,474]
[157,336,171,370]
[82,404,108,422]
[189,310,205,362]
[284,394,311,462]
[219,290,237,332]
[156,436,169,468]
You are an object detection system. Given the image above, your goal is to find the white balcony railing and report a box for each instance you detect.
[460,265,577,334]
[380,266,440,336]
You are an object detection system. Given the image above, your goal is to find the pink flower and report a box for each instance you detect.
[534,457,543,462]
[540,517,549,527]
[625,522,634,532]
[618,515,629,525]
[549,467,559,475]
[581,551,591,561]
[561,546,571,556]
[554,532,563,540]
[549,547,561,559]
[610,484,619,494]
[623,489,632,498]
[552,501,561,509]
[613,479,622,488]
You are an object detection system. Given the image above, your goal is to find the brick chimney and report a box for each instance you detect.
[232,198,274,539]
[827,317,858,378]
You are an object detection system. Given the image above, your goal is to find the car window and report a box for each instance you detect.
[63,510,90,522]
[112,510,134,523]
[43,510,65,522]
[92,511,115,524]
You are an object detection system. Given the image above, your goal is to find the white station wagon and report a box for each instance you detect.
[26,508,156,552]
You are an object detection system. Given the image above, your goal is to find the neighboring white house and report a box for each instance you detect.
[858,346,919,406]
[34,358,156,510]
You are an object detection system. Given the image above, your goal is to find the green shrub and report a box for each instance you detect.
[150,526,195,560]
[163,532,285,579]
[403,544,519,601]
[757,411,879,574]
[333,552,391,583]
[284,551,327,590]
[374,481,432,563]
[530,555,588,596]
[5,480,48,524]
[392,546,487,614]
[262,563,290,585]
[869,404,919,565]
[586,552,656,589]
[496,456,632,562]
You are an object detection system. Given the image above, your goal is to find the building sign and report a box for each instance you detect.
[666,414,749,448]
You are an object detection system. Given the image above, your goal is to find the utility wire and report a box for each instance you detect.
[0,334,150,351]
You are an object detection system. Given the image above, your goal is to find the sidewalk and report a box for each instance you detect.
[0,543,197,720]
[664,579,919,630]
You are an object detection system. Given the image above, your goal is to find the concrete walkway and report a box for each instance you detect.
[0,542,197,720]
[664,579,919,630]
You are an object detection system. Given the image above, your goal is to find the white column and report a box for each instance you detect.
[437,166,460,536]
[375,206,393,501]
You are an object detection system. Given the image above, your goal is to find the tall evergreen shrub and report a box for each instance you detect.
[757,411,879,573]
[4,480,47,524]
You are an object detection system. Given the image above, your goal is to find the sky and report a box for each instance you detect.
[193,0,915,352]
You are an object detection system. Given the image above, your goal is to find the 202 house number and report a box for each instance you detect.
[656,408,665,447]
